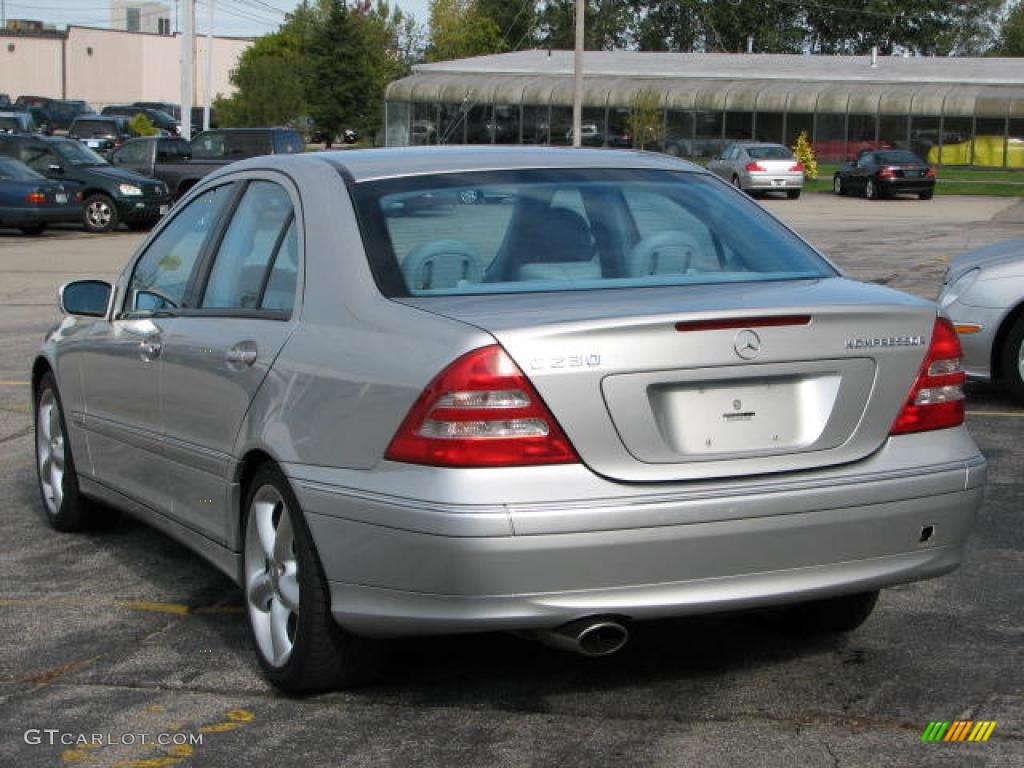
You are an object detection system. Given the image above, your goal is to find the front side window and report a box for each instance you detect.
[52,140,107,167]
[202,181,295,311]
[127,184,234,312]
[352,169,835,297]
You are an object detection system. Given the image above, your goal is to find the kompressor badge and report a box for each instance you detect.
[846,335,926,350]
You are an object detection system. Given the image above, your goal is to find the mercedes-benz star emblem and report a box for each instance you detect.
[734,329,762,360]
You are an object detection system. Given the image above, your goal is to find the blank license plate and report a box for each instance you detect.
[771,179,785,186]
[55,193,68,204]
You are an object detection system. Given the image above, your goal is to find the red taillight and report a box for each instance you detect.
[790,162,805,172]
[385,345,579,467]
[924,167,935,178]
[74,191,83,202]
[744,161,765,172]
[25,191,46,204]
[879,166,897,179]
[890,318,965,435]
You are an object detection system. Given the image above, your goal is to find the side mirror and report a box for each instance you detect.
[59,280,112,317]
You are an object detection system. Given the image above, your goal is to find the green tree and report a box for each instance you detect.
[477,0,537,50]
[304,0,376,140]
[128,112,159,137]
[628,89,663,149]
[997,1,1024,56]
[427,0,506,62]
[538,0,629,51]
[213,14,308,128]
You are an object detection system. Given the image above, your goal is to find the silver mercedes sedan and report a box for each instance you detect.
[33,147,985,693]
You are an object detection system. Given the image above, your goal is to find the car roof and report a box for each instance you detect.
[221,146,704,183]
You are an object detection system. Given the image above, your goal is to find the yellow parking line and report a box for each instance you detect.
[0,380,30,386]
[966,410,1024,417]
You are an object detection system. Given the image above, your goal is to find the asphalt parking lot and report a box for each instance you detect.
[0,193,1021,767]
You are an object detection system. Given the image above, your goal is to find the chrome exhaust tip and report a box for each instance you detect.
[535,617,629,657]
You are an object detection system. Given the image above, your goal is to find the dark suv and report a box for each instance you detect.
[0,134,171,232]
[47,100,96,131]
[101,105,179,135]
[69,116,136,154]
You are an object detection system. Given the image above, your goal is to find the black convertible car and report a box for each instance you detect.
[833,150,936,200]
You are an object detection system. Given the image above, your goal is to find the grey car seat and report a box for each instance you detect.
[514,207,600,281]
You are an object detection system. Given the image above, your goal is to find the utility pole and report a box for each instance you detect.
[2,0,6,29]
[203,0,214,132]
[180,0,194,141]
[571,0,584,148]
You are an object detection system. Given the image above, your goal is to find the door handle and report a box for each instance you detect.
[226,341,258,368]
[138,339,161,361]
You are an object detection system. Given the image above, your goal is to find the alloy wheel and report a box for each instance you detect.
[86,199,113,229]
[36,388,65,516]
[245,484,300,668]
[833,175,843,194]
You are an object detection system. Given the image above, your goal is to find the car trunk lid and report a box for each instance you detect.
[397,278,937,483]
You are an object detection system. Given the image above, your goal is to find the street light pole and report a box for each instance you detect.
[203,0,214,132]
[571,0,584,148]
[180,0,194,141]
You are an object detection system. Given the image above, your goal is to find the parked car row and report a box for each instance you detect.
[0,126,305,234]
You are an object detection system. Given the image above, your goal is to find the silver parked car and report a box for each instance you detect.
[938,239,1024,403]
[34,147,985,693]
[707,142,805,198]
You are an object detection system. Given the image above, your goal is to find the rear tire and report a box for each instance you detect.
[772,591,880,634]
[833,175,845,196]
[732,175,743,190]
[1001,314,1024,405]
[787,189,801,200]
[127,219,158,232]
[34,372,119,532]
[243,463,382,694]
[865,178,880,200]
[919,190,934,201]
[20,224,45,236]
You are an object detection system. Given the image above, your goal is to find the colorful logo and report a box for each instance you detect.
[921,721,997,742]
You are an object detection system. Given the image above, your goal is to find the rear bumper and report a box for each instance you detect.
[289,429,986,637]
[879,177,935,194]
[745,172,804,190]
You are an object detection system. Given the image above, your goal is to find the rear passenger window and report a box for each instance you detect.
[201,180,295,312]
[261,221,298,312]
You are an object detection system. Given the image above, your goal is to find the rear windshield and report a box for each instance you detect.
[72,120,120,137]
[352,169,834,297]
[746,146,793,160]
[875,151,923,165]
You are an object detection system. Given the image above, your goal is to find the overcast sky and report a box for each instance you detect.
[1,0,433,38]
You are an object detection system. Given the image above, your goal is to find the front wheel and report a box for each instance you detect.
[35,372,119,531]
[83,194,118,233]
[771,591,880,634]
[1001,314,1024,405]
[833,175,845,196]
[243,463,381,694]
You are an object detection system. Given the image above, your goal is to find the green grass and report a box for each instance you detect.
[805,162,1024,196]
